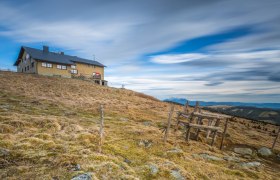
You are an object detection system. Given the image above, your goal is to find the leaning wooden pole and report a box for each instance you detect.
[272,127,280,150]
[163,105,175,144]
[220,118,230,150]
[98,104,104,153]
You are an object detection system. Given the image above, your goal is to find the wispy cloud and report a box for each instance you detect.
[0,0,279,102]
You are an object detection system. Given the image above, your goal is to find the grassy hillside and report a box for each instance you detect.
[0,71,280,179]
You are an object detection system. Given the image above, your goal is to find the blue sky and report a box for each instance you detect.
[0,0,280,103]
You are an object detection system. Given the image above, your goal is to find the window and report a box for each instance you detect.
[57,65,67,70]
[27,66,29,71]
[71,69,78,74]
[71,65,76,69]
[22,68,23,72]
[31,62,34,68]
[47,63,52,68]
[25,67,26,71]
[42,62,47,67]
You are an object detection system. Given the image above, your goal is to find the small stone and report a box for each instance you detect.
[71,173,92,180]
[120,117,128,121]
[197,153,223,161]
[0,148,10,156]
[138,140,153,148]
[223,156,241,162]
[234,148,253,155]
[148,164,159,175]
[124,158,131,164]
[240,162,261,168]
[143,121,151,126]
[72,164,81,171]
[257,147,272,157]
[170,170,185,180]
[167,148,183,154]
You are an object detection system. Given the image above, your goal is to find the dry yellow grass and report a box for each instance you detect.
[0,71,279,179]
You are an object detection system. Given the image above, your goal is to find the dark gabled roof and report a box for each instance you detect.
[14,46,106,67]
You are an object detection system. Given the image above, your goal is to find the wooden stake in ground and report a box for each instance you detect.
[163,105,175,144]
[183,100,189,113]
[272,127,280,150]
[220,118,230,150]
[98,104,104,153]
[194,101,199,112]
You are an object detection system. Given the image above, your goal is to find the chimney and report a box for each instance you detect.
[43,46,49,53]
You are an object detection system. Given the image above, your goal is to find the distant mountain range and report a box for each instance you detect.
[164,98,280,125]
[164,98,280,109]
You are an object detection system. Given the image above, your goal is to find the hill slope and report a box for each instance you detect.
[0,71,280,179]
[204,106,280,125]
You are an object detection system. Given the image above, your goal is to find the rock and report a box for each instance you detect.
[138,140,153,148]
[143,121,151,126]
[148,164,159,175]
[258,147,272,157]
[119,117,128,121]
[124,158,132,164]
[0,148,10,156]
[71,173,92,180]
[223,156,241,162]
[195,153,223,161]
[234,148,253,155]
[167,148,183,154]
[170,170,185,180]
[240,162,261,168]
[72,164,81,171]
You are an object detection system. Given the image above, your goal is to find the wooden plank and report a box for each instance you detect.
[193,112,231,119]
[272,127,280,150]
[182,123,221,131]
[220,118,230,150]
[98,104,104,153]
[163,105,175,143]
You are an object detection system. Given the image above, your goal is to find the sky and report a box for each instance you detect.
[0,0,280,103]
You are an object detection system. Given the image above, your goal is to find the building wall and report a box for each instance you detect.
[17,49,105,80]
[75,63,104,80]
[17,51,37,73]
[37,61,71,78]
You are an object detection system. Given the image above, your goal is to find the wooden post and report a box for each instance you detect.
[220,118,230,150]
[272,127,280,150]
[183,100,189,113]
[206,119,214,139]
[185,126,191,142]
[194,101,199,112]
[163,105,175,143]
[211,130,217,146]
[174,112,181,132]
[98,105,104,153]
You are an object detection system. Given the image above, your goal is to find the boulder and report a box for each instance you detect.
[257,147,272,157]
[234,148,253,155]
[71,173,92,180]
